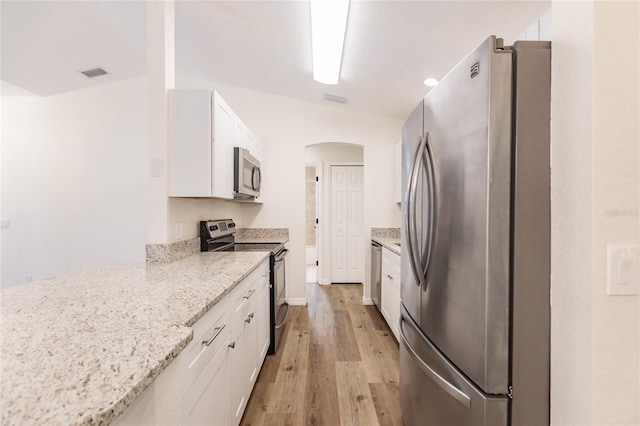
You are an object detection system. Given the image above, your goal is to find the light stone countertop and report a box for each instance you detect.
[0,251,270,426]
[372,237,401,256]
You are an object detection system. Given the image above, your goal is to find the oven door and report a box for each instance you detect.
[234,147,261,198]
[269,248,289,354]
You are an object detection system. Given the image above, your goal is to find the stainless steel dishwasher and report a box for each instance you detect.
[371,241,382,311]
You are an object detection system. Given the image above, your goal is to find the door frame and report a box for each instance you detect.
[305,161,322,271]
[327,162,364,284]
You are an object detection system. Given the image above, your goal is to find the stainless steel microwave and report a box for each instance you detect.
[234,147,261,199]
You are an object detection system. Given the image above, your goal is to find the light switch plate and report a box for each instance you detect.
[606,244,639,296]
[150,159,164,177]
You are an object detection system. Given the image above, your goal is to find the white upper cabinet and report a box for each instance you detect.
[213,92,235,199]
[168,89,263,199]
[168,89,234,199]
[234,119,263,164]
[246,128,263,163]
[233,116,249,151]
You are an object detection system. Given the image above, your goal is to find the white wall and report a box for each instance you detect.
[175,76,403,303]
[168,198,258,240]
[591,1,639,423]
[1,76,148,288]
[551,1,639,424]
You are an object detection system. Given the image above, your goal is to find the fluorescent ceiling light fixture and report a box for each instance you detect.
[310,0,350,85]
[424,78,439,87]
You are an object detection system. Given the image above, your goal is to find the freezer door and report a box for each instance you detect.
[419,36,513,393]
[400,308,508,426]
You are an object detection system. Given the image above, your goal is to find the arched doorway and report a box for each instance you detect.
[305,143,364,286]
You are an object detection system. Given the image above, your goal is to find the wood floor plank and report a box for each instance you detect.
[304,343,340,426]
[240,381,274,426]
[262,413,303,426]
[289,305,310,331]
[256,319,290,384]
[273,329,310,414]
[369,383,404,426]
[365,304,389,331]
[307,284,336,346]
[335,361,381,426]
[334,310,362,361]
[349,304,399,384]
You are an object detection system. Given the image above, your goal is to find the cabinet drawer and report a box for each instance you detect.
[228,278,257,330]
[180,300,228,398]
[182,334,230,425]
[229,260,268,323]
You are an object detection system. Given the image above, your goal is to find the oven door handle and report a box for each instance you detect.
[275,248,289,263]
[274,302,290,330]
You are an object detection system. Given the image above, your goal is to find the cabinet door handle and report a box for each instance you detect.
[228,341,235,349]
[245,313,254,323]
[201,324,226,347]
[243,289,256,299]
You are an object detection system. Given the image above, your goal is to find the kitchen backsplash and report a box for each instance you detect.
[235,228,290,241]
[146,238,200,265]
[371,227,400,239]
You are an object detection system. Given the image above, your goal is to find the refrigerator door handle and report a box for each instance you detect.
[421,132,437,290]
[407,133,428,288]
[400,314,472,408]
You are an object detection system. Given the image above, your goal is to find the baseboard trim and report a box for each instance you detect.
[286,298,307,306]
[362,297,374,305]
[317,279,331,285]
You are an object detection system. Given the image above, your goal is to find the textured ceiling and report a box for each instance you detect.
[1,1,550,120]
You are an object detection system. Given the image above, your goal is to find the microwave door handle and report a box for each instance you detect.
[250,166,258,191]
[250,166,261,192]
[255,167,262,191]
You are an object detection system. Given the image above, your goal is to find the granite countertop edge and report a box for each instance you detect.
[372,237,401,256]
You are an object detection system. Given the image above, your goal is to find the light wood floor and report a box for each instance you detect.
[241,283,403,426]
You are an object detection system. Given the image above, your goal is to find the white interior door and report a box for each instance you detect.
[331,165,364,283]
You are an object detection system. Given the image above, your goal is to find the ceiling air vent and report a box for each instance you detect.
[323,93,348,104]
[80,67,108,78]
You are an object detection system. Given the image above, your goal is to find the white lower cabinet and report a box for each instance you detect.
[229,318,250,425]
[112,258,270,426]
[183,335,230,426]
[381,247,401,341]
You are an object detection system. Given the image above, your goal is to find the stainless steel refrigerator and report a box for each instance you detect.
[400,36,551,426]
